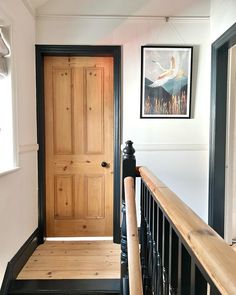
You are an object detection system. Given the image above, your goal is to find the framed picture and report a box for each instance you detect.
[140,46,193,118]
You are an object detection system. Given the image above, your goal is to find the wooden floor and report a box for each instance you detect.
[17,240,120,280]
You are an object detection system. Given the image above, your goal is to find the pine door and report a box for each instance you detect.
[44,56,114,237]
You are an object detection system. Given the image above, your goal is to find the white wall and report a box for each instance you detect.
[211,0,236,42]
[0,0,37,287]
[37,16,210,221]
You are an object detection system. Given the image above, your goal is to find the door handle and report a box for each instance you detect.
[101,161,109,168]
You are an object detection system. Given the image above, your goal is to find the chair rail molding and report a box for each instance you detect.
[19,143,39,154]
[121,143,208,152]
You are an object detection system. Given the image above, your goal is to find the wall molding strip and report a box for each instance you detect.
[36,14,209,23]
[19,143,39,154]
[122,143,208,152]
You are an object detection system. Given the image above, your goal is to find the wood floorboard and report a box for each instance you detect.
[33,249,120,256]
[35,241,120,250]
[17,241,120,280]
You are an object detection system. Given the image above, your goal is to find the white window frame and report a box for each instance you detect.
[0,12,19,176]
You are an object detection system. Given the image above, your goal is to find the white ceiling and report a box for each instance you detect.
[25,0,210,17]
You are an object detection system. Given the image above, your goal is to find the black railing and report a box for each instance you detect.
[121,140,236,295]
[140,177,209,295]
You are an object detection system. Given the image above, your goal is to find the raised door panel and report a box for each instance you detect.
[85,175,105,219]
[72,67,84,155]
[84,68,104,154]
[53,68,73,154]
[54,175,74,219]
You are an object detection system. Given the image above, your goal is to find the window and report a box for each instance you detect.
[0,26,17,174]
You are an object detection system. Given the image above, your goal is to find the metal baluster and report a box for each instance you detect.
[180,245,191,295]
[152,241,157,294]
[121,201,128,295]
[157,208,163,295]
[194,265,207,294]
[163,266,169,295]
[140,182,148,292]
[143,223,149,294]
[210,284,221,295]
[147,238,153,294]
[157,252,163,295]
[169,228,178,295]
[147,224,153,277]
[162,217,170,295]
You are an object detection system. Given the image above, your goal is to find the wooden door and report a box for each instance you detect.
[44,56,114,237]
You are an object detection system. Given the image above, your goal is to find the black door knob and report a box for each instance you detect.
[101,161,108,167]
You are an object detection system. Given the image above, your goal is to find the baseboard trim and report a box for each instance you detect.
[8,279,120,294]
[0,228,39,295]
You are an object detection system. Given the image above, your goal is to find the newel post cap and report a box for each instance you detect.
[123,140,135,160]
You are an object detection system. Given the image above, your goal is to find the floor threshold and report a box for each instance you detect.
[45,237,113,242]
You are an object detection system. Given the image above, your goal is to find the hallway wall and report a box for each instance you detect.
[36,15,210,221]
[0,0,37,287]
[210,0,236,42]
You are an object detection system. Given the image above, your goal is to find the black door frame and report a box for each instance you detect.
[209,23,236,237]
[36,45,121,243]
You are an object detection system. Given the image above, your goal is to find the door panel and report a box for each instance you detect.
[44,56,114,237]
[53,68,73,154]
[54,175,74,219]
[85,67,104,154]
[85,175,105,219]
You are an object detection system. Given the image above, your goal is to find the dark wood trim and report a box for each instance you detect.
[8,279,120,294]
[209,23,236,237]
[112,46,122,243]
[0,229,39,295]
[35,45,121,244]
[36,48,46,244]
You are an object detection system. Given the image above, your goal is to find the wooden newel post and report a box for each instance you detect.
[121,140,136,295]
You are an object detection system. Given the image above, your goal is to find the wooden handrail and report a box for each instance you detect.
[124,176,143,295]
[139,166,236,295]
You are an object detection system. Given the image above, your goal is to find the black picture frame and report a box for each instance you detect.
[140,45,193,118]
